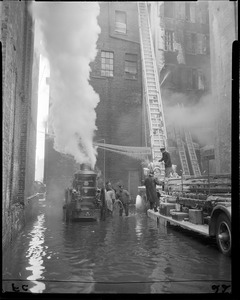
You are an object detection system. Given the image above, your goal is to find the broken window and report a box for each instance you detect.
[115,11,127,34]
[165,30,174,51]
[125,53,137,79]
[101,51,114,77]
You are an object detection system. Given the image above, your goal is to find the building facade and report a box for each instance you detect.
[148,1,211,174]
[2,1,39,250]
[90,2,143,197]
[208,1,237,174]
[44,1,234,203]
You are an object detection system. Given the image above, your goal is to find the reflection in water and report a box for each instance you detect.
[26,214,46,293]
[2,205,231,294]
[135,215,143,239]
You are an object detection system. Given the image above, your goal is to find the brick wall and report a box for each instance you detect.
[2,1,38,251]
[90,2,143,197]
[208,2,235,173]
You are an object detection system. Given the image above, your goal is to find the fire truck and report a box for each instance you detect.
[136,2,231,256]
[63,164,100,222]
[144,174,231,256]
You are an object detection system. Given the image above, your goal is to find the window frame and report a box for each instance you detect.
[186,31,197,54]
[164,30,174,52]
[124,53,138,80]
[101,51,114,78]
[115,10,127,34]
[185,67,205,90]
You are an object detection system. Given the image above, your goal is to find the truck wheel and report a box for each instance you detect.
[216,213,231,256]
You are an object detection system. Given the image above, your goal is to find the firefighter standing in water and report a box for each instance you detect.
[116,185,130,216]
[144,170,159,212]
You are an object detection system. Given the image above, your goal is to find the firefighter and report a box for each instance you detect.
[116,185,130,216]
[158,147,173,178]
[105,181,115,216]
[100,187,107,221]
[144,170,158,212]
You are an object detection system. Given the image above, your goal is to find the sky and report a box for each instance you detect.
[35,55,50,182]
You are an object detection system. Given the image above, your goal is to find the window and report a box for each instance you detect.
[161,64,177,88]
[101,51,114,77]
[115,11,127,34]
[164,2,174,18]
[197,70,205,90]
[125,53,137,79]
[165,30,174,51]
[197,34,209,55]
[186,68,205,90]
[185,3,196,23]
[186,32,197,54]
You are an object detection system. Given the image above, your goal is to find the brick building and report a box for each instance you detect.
[2,1,39,250]
[90,2,143,197]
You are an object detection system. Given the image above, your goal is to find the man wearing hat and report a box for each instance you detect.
[158,147,173,178]
[116,185,130,216]
[144,170,158,212]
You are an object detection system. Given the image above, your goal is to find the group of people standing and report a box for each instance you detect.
[99,181,130,221]
[98,147,172,219]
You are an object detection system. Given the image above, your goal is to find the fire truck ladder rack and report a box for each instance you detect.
[184,130,202,177]
[175,127,190,176]
[137,2,167,176]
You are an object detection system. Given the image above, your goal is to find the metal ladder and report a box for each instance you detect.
[137,2,167,175]
[175,128,190,176]
[184,130,201,177]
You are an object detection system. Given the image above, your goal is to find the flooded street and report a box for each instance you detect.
[2,199,231,294]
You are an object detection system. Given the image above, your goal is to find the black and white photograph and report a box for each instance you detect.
[2,0,237,295]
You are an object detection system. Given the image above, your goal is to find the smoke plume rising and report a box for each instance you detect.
[30,2,101,169]
[163,92,218,146]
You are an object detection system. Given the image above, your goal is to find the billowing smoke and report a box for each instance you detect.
[30,2,101,169]
[163,92,218,146]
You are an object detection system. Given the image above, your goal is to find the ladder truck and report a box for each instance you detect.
[137,2,231,255]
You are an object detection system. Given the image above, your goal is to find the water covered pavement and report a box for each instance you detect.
[2,199,231,294]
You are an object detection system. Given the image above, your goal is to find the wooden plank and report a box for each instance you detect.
[147,209,209,236]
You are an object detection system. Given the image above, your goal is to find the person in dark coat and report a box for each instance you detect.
[100,187,107,221]
[144,171,158,212]
[158,147,173,178]
[116,185,130,216]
